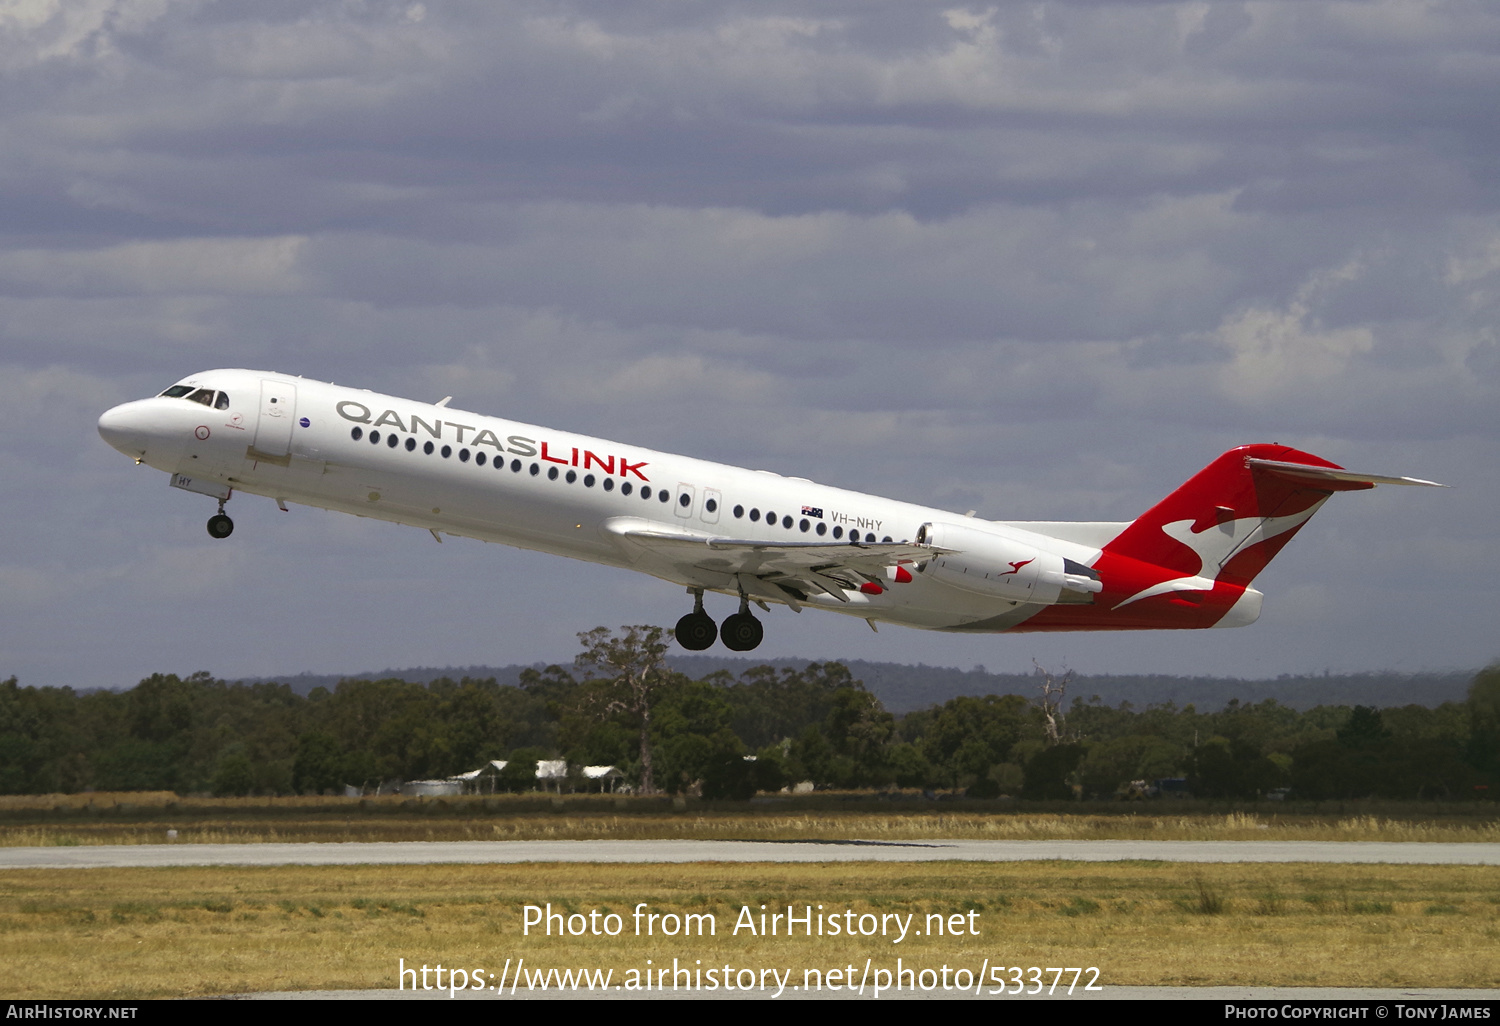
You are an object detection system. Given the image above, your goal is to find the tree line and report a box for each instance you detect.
[1,628,1495,801]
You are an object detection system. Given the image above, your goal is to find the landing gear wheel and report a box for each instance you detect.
[675,612,718,651]
[719,612,764,652]
[207,514,234,540]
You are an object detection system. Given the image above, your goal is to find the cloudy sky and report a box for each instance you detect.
[2,0,1496,692]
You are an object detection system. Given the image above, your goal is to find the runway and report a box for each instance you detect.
[4,838,1499,868]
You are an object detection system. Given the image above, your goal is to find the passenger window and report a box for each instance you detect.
[621,482,633,496]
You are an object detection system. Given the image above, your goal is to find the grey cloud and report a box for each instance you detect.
[0,0,1494,689]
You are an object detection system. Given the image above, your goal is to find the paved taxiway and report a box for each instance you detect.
[4,838,1498,868]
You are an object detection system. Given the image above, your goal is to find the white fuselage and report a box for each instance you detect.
[98,369,1123,634]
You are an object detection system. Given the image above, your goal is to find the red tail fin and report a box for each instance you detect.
[1014,444,1437,633]
[1102,444,1366,589]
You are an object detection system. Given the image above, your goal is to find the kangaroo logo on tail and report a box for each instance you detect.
[1113,503,1325,608]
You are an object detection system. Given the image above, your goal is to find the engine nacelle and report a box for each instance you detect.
[917,521,1102,605]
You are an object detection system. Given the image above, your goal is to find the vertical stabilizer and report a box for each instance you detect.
[1101,444,1360,589]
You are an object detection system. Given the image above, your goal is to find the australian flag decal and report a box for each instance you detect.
[802,505,824,519]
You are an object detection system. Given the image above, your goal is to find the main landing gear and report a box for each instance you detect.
[720,610,764,652]
[206,498,234,540]
[675,590,718,651]
[675,589,764,652]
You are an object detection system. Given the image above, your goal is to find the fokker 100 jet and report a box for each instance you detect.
[98,369,1440,652]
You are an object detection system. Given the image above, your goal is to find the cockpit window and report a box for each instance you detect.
[158,384,229,408]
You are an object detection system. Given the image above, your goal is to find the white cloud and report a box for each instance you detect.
[1214,302,1375,402]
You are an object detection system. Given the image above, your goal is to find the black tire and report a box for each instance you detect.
[674,611,717,651]
[207,514,234,540]
[719,612,764,652]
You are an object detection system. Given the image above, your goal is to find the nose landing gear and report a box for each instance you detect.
[206,499,234,539]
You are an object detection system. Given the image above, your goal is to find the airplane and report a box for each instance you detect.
[97,369,1442,652]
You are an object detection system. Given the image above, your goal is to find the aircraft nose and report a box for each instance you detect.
[98,401,152,458]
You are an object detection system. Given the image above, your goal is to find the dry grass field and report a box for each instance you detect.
[1,861,1497,997]
[2,792,1498,846]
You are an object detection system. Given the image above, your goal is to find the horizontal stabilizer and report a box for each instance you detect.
[1246,458,1446,489]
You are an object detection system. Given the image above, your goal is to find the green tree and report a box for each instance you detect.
[1465,664,1500,785]
[497,748,548,792]
[917,694,1033,789]
[210,747,255,796]
[1021,743,1085,800]
[650,678,739,793]
[789,686,895,788]
[574,626,674,793]
[292,731,344,794]
[1338,706,1392,747]
[1190,736,1286,799]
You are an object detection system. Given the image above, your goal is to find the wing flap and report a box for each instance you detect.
[604,518,946,604]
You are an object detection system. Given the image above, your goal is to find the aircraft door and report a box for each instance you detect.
[674,483,695,519]
[701,487,722,525]
[253,380,297,458]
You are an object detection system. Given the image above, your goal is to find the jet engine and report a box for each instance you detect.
[916,521,1103,605]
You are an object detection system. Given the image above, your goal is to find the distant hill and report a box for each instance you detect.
[232,659,1479,714]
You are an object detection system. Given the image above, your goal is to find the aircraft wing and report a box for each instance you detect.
[605,520,946,608]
